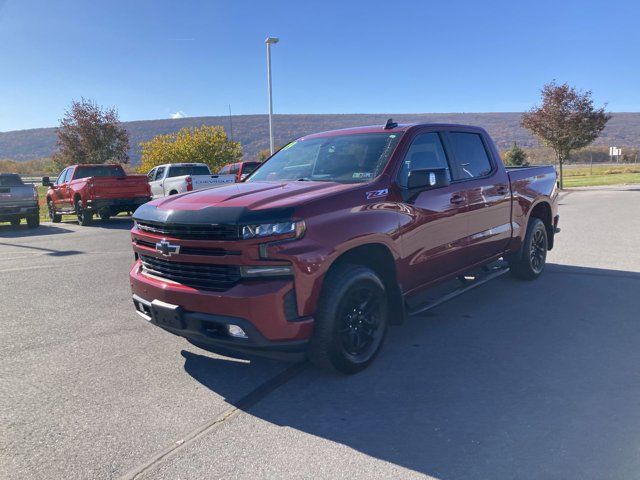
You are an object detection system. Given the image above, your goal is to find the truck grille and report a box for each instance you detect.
[139,254,241,291]
[136,220,239,240]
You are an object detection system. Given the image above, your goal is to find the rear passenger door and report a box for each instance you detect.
[396,130,471,290]
[443,130,512,264]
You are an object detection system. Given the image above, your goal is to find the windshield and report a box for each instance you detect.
[246,133,402,183]
[167,165,211,177]
[0,174,24,187]
[74,165,125,179]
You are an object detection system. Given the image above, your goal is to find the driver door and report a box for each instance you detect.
[396,130,470,292]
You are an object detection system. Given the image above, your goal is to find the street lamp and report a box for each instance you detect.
[265,36,279,155]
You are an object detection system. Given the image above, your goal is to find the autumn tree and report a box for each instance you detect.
[54,98,129,170]
[138,125,242,173]
[522,81,610,188]
[503,142,529,167]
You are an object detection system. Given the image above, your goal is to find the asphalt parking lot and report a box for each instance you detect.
[1,186,639,480]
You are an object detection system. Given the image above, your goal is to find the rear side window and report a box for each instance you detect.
[241,162,260,175]
[447,133,493,180]
[168,165,211,177]
[397,133,450,188]
[0,174,24,186]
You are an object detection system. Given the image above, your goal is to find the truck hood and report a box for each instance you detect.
[133,180,356,225]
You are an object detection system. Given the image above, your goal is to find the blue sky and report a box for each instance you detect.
[0,0,638,131]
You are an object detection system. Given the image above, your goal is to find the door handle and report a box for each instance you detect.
[497,185,509,195]
[450,194,465,205]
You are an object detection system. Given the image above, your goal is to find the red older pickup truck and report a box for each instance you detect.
[43,164,151,225]
[129,122,559,373]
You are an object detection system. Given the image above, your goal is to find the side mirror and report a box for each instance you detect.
[42,176,53,187]
[407,168,450,190]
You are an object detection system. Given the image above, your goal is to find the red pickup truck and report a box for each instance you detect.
[130,122,559,373]
[43,164,151,225]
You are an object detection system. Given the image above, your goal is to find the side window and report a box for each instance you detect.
[447,133,493,180]
[155,166,166,181]
[57,168,69,184]
[147,168,156,181]
[397,132,450,188]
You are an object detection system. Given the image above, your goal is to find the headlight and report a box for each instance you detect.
[241,220,305,240]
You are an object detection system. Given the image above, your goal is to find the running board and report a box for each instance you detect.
[407,263,510,317]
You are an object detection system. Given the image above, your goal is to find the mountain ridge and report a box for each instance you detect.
[1,112,639,163]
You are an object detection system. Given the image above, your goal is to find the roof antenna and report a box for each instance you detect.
[384,118,398,129]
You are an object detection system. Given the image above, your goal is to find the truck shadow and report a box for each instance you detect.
[0,224,74,238]
[182,263,640,479]
[57,215,135,231]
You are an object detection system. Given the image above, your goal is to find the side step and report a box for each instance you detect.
[407,261,510,317]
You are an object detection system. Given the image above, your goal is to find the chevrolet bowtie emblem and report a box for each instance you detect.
[155,240,180,256]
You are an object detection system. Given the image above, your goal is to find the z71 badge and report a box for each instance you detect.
[365,188,388,200]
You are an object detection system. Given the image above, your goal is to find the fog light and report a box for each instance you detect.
[227,324,248,339]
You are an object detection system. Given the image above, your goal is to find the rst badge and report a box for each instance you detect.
[365,188,388,200]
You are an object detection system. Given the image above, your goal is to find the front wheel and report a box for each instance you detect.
[308,264,388,374]
[75,199,93,226]
[48,200,62,223]
[509,217,548,280]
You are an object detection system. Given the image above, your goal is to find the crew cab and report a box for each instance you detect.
[43,164,151,225]
[0,173,39,228]
[217,161,262,182]
[147,163,235,199]
[129,122,559,373]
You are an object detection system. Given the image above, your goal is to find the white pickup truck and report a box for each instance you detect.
[147,163,235,199]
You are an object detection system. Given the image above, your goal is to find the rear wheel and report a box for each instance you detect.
[26,215,39,228]
[48,200,62,223]
[509,218,548,280]
[99,210,111,221]
[308,264,388,374]
[75,199,92,226]
[10,218,20,227]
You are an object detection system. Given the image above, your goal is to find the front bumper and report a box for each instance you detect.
[129,260,314,354]
[132,294,308,356]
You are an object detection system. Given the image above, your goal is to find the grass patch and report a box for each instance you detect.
[564,172,640,188]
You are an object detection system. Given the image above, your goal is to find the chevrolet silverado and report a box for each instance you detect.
[129,122,559,373]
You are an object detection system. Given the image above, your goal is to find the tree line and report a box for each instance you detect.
[14,81,612,188]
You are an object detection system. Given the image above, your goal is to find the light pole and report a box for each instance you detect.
[265,36,279,155]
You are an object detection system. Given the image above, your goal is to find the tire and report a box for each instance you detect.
[509,218,548,280]
[10,218,20,227]
[75,199,92,226]
[48,200,62,223]
[99,210,111,221]
[308,264,389,374]
[26,215,39,228]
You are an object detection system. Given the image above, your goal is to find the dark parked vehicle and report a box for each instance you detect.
[129,122,559,373]
[43,164,151,225]
[0,173,39,228]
